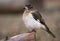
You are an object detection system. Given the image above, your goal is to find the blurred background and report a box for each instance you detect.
[0,0,60,41]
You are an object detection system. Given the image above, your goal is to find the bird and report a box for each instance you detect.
[22,4,56,38]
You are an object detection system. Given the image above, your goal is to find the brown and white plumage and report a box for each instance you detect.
[23,5,56,38]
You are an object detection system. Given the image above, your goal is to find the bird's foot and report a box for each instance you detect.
[28,29,36,33]
[32,29,36,32]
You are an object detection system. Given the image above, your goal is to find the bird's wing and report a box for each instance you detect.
[31,11,56,38]
[31,11,45,25]
[31,11,49,30]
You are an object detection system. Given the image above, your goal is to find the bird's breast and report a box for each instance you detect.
[23,13,42,29]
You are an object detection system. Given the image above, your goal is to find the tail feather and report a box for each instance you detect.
[47,30,56,38]
[40,19,56,38]
[44,24,56,38]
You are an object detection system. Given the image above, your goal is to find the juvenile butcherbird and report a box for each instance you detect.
[23,5,56,38]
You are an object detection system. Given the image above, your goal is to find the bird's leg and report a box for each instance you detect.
[28,29,36,33]
[31,29,36,41]
[27,29,36,41]
[5,36,8,41]
[32,29,36,41]
[32,29,36,32]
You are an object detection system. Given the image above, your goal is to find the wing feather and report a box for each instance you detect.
[31,11,56,38]
[31,11,49,30]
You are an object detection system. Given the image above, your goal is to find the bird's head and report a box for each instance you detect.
[23,5,33,10]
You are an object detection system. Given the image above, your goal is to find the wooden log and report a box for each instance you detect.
[7,32,36,41]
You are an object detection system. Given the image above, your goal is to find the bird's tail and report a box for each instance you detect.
[46,30,56,38]
[40,21,56,38]
[44,24,56,38]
